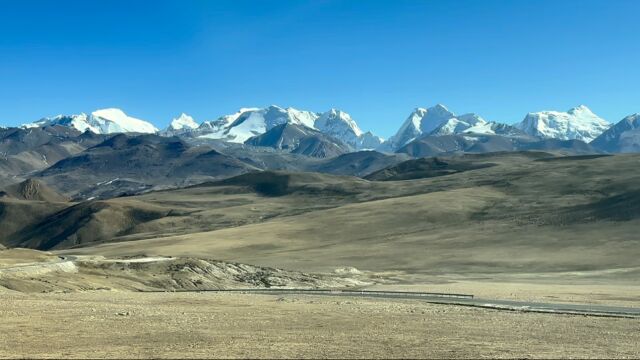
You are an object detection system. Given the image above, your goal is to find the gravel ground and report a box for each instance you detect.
[1,291,639,359]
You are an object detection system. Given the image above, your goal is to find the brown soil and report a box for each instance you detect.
[1,291,638,359]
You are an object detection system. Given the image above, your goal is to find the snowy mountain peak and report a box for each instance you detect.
[356,131,384,150]
[316,109,363,135]
[432,104,450,112]
[314,109,369,149]
[160,113,199,136]
[431,113,489,136]
[169,113,198,130]
[92,108,126,120]
[23,109,157,134]
[516,105,610,143]
[193,105,381,150]
[568,104,593,115]
[197,106,319,143]
[24,113,90,132]
[89,108,158,134]
[384,104,463,149]
[624,113,640,124]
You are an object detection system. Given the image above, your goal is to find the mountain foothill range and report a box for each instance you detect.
[0,101,637,283]
[0,103,638,201]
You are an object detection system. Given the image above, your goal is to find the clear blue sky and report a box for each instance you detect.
[1,0,638,137]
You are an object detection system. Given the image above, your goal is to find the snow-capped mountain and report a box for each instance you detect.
[193,105,382,150]
[356,131,385,150]
[591,113,640,152]
[25,108,158,134]
[21,105,382,150]
[196,106,319,143]
[161,113,199,136]
[90,108,158,134]
[384,105,454,150]
[515,105,610,143]
[315,109,362,147]
[432,116,526,137]
[484,122,528,137]
[196,108,259,137]
[314,109,384,150]
[245,123,351,158]
[384,104,503,150]
[430,113,488,136]
[24,113,91,132]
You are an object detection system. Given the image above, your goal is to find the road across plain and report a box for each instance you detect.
[146,288,640,319]
[2,256,637,319]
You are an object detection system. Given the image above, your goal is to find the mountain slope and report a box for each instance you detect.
[591,114,640,153]
[161,113,199,136]
[314,109,383,150]
[395,134,520,157]
[356,131,385,150]
[197,106,319,143]
[432,117,525,137]
[192,106,383,151]
[25,108,158,134]
[396,130,599,158]
[245,123,351,158]
[38,134,255,198]
[430,113,488,136]
[309,151,409,177]
[515,105,610,142]
[365,157,495,181]
[384,105,455,150]
[383,105,509,151]
[1,178,69,202]
[0,126,110,187]
[3,199,174,250]
[40,152,640,281]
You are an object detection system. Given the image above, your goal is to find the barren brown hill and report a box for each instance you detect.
[1,178,69,202]
[0,152,635,285]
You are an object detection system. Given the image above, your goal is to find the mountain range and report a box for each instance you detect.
[17,104,639,154]
[0,102,635,199]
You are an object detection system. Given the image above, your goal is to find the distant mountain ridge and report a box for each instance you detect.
[245,123,352,158]
[514,105,611,143]
[13,104,640,154]
[590,114,640,153]
[25,108,158,134]
[191,105,383,151]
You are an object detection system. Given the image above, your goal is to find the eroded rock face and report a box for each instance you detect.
[0,254,371,293]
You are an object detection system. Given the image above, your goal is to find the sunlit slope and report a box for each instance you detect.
[60,153,640,279]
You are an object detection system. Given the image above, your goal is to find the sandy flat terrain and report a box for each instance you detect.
[1,291,639,359]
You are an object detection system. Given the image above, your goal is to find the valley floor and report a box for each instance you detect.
[1,291,639,359]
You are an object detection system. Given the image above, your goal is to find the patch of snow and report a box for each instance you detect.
[172,113,198,129]
[96,178,120,186]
